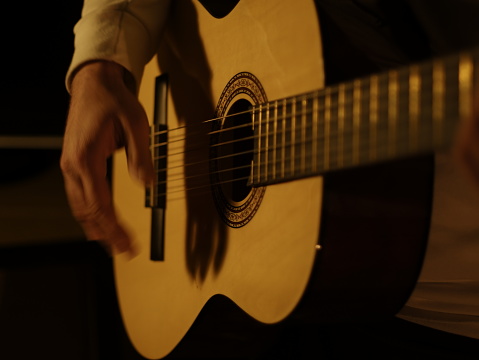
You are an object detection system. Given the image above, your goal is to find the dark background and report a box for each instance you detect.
[1,1,80,183]
[0,2,146,359]
[2,1,77,136]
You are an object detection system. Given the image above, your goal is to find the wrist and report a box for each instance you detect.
[71,61,135,94]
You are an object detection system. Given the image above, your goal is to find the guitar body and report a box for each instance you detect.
[112,0,432,358]
[114,1,324,358]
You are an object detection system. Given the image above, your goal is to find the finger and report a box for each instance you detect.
[61,148,106,241]
[62,147,133,255]
[63,173,106,241]
[120,103,155,185]
[81,162,133,255]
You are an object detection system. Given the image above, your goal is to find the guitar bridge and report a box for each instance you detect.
[145,74,169,261]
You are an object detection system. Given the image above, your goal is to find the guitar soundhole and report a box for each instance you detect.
[210,72,266,228]
[218,99,253,203]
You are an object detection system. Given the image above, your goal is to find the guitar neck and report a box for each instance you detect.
[251,47,479,186]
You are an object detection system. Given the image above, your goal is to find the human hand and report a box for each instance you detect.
[60,61,153,256]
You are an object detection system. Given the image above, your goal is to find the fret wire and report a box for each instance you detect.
[409,65,420,152]
[358,76,369,165]
[352,78,361,165]
[291,96,297,176]
[388,70,398,158]
[265,102,270,182]
[337,83,345,168]
[281,98,287,179]
[324,88,331,170]
[420,62,434,152]
[459,52,474,122]
[301,96,308,174]
[432,60,445,147]
[444,55,461,138]
[369,74,379,162]
[257,105,262,183]
[312,92,319,173]
[273,100,278,180]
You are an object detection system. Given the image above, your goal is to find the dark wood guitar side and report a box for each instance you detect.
[294,155,433,323]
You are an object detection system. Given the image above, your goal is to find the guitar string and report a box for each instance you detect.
[148,56,461,141]
[153,107,443,164]
[149,75,447,154]
[145,56,469,198]
[149,85,392,142]
[150,128,444,201]
[150,93,452,177]
[152,118,442,181]
[150,88,439,159]
[148,65,459,174]
[149,142,437,203]
[149,76,450,174]
[149,57,466,195]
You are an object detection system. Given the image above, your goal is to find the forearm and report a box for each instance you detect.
[66,0,171,93]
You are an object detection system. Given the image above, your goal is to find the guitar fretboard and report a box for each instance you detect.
[251,48,479,186]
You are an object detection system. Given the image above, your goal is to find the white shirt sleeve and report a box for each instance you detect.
[66,0,171,92]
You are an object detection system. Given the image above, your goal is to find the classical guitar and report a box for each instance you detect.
[112,1,478,358]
